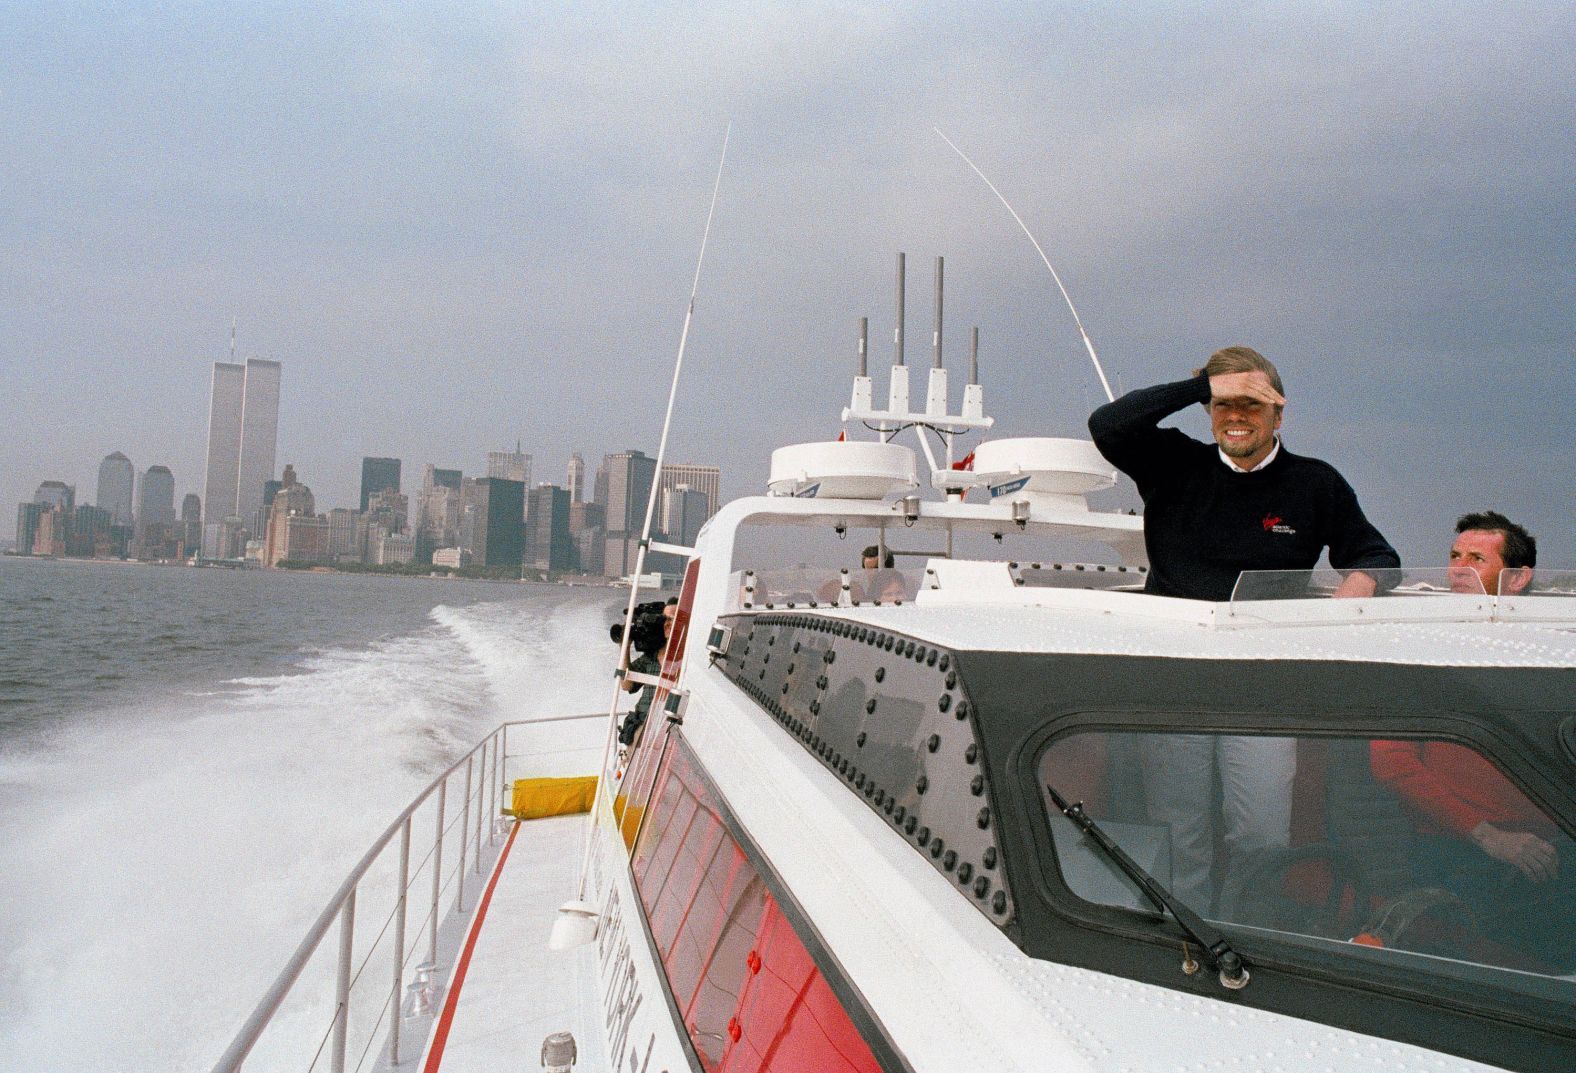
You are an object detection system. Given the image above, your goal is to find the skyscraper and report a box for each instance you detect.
[180,493,202,553]
[33,480,75,512]
[202,362,245,526]
[360,457,402,511]
[235,358,282,528]
[566,453,585,504]
[15,502,46,556]
[662,484,712,547]
[486,445,530,485]
[599,449,656,578]
[526,484,573,573]
[134,466,176,559]
[658,463,722,519]
[135,467,176,528]
[96,452,135,526]
[254,478,283,541]
[415,464,463,560]
[464,478,525,568]
[202,356,281,526]
[263,464,319,567]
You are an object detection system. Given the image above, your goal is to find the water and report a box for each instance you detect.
[0,557,623,1072]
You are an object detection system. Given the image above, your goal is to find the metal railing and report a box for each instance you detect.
[210,712,607,1073]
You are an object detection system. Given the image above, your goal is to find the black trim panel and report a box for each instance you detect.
[963,650,1576,1072]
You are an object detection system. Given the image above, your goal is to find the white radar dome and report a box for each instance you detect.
[970,438,1116,513]
[767,440,918,500]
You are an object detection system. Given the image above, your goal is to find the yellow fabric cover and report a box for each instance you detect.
[508,776,598,819]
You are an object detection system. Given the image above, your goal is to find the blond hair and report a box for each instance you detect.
[1198,346,1284,398]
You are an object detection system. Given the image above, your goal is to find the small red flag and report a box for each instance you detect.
[951,450,975,471]
[836,429,847,442]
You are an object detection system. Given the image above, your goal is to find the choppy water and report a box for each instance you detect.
[0,556,622,1072]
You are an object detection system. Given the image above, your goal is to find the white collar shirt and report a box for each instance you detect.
[1219,437,1281,473]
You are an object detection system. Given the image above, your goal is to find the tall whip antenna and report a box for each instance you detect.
[618,120,730,658]
[586,123,731,868]
[934,127,1115,403]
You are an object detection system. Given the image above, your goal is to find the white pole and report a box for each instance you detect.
[583,123,732,897]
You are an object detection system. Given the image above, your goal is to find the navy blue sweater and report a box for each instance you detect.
[1089,376,1399,601]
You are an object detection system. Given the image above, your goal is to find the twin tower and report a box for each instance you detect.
[202,358,281,528]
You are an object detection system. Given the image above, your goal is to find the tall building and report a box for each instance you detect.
[599,449,656,578]
[135,466,176,529]
[486,445,531,485]
[364,488,408,536]
[31,508,66,556]
[526,484,573,573]
[360,457,402,511]
[327,508,363,563]
[253,478,283,540]
[566,453,586,504]
[569,500,605,575]
[263,464,317,567]
[203,356,281,526]
[97,452,135,526]
[662,483,712,547]
[658,463,722,519]
[235,358,282,528]
[415,465,463,562]
[465,477,525,569]
[592,457,609,512]
[180,494,202,553]
[15,502,47,557]
[134,466,177,559]
[68,505,116,558]
[202,362,245,526]
[33,481,75,512]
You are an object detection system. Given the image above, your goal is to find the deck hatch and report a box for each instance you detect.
[717,613,1014,928]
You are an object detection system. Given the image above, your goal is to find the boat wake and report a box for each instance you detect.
[0,588,616,1073]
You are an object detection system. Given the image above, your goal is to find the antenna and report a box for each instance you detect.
[843,253,992,474]
[893,252,905,367]
[229,318,237,363]
[932,255,944,369]
[934,127,1115,403]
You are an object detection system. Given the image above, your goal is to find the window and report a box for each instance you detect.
[1039,730,1576,993]
[632,739,886,1073]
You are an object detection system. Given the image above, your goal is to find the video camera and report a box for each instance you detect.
[610,599,669,658]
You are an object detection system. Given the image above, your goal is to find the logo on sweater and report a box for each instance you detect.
[1262,513,1297,535]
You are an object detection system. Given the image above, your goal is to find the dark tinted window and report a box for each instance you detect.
[1040,730,1576,993]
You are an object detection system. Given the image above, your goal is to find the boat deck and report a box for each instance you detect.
[416,813,607,1072]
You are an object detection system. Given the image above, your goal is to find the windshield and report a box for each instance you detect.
[725,566,925,612]
[1039,729,1575,999]
[1230,567,1477,601]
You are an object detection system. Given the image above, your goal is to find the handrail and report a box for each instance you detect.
[210,712,606,1073]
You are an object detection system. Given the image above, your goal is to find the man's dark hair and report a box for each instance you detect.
[1456,510,1536,568]
[861,544,894,568]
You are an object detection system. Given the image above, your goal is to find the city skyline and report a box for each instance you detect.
[3,8,1572,564]
[11,389,723,573]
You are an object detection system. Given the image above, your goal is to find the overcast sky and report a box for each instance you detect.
[3,3,1571,563]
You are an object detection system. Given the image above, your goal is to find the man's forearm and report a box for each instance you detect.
[1089,376,1210,443]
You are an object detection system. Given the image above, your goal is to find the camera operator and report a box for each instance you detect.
[610,597,676,748]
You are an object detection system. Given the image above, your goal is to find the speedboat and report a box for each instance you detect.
[210,261,1576,1073]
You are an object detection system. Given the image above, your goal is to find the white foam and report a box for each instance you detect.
[0,589,618,1073]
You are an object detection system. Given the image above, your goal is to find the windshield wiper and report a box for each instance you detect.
[1047,783,1250,990]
